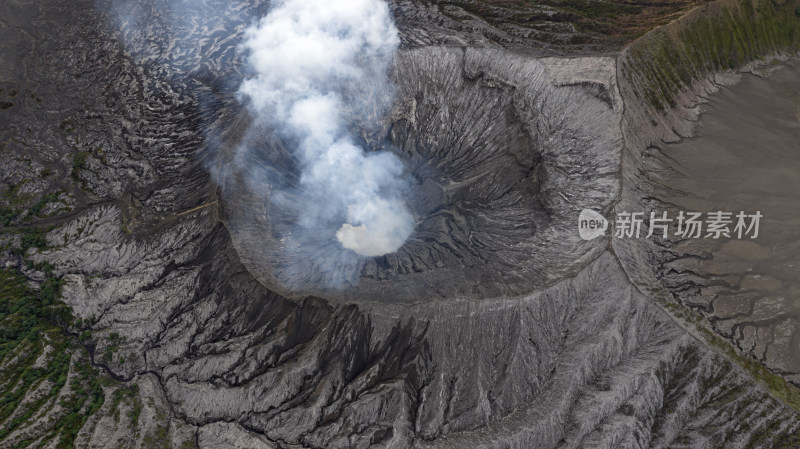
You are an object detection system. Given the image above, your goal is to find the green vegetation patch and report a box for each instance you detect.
[624,0,800,111]
[27,191,65,218]
[2,183,32,207]
[70,151,90,184]
[647,283,800,415]
[697,325,800,412]
[655,293,800,415]
[12,227,49,256]
[0,207,19,227]
[0,268,112,448]
[0,269,69,360]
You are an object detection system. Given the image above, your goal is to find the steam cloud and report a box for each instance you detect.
[238,0,414,257]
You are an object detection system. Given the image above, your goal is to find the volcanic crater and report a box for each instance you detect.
[221,48,620,303]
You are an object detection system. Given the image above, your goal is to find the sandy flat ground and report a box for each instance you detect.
[656,60,800,378]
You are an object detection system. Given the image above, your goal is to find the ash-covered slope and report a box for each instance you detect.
[1,0,799,448]
[34,212,800,448]
[225,47,619,303]
[613,0,800,394]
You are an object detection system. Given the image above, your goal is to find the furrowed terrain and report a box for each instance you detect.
[1,0,799,448]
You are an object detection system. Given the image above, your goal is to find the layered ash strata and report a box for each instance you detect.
[1,0,799,448]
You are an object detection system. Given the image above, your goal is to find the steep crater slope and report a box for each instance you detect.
[223,48,620,303]
[391,0,700,55]
[1,0,800,447]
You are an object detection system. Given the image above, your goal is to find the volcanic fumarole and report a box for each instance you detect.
[237,0,415,257]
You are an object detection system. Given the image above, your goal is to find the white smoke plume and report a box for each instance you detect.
[238,0,414,257]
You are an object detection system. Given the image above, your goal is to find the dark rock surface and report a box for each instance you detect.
[1,0,799,448]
